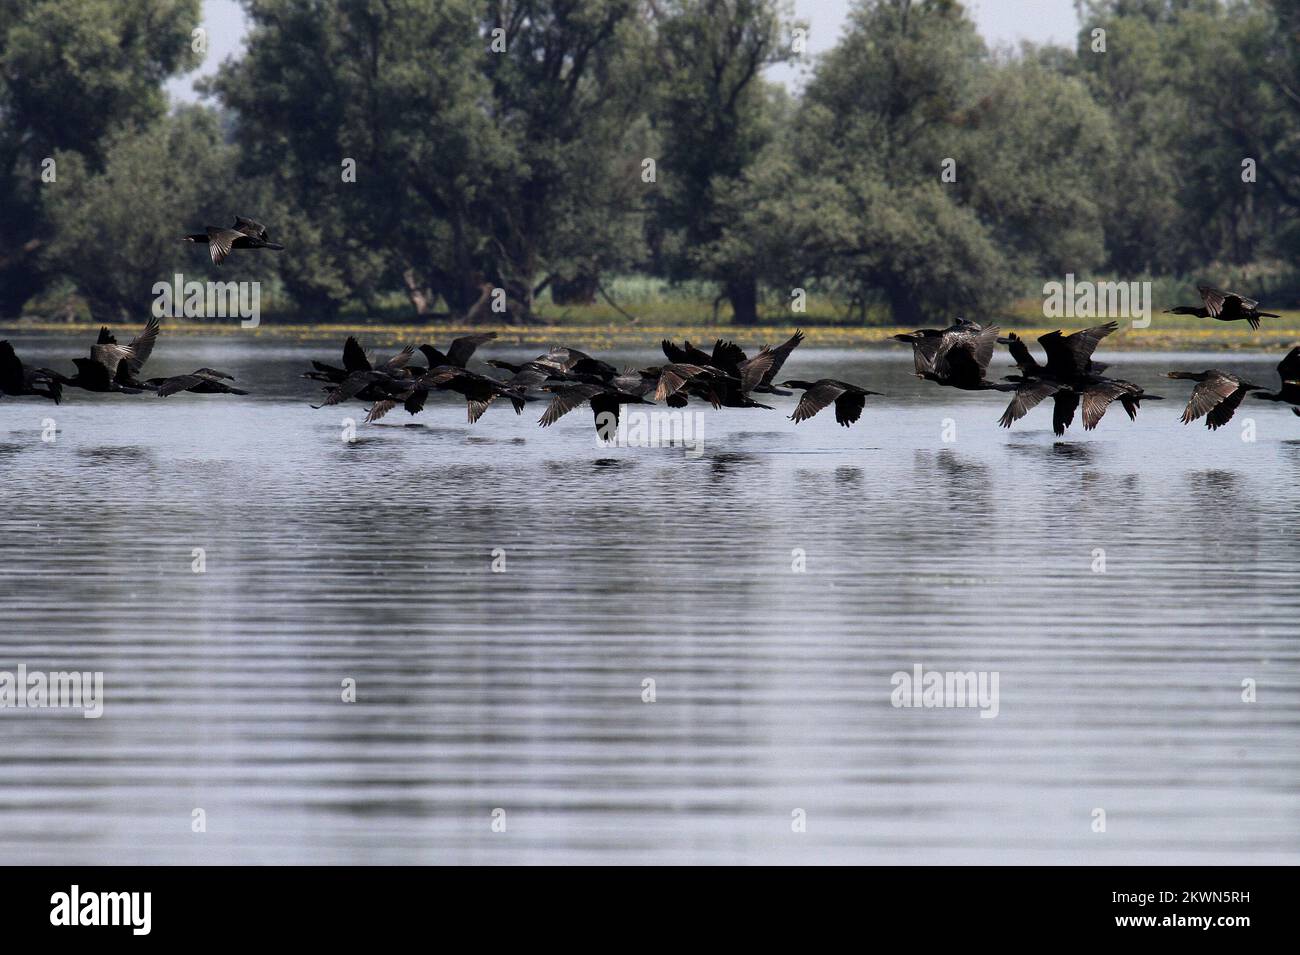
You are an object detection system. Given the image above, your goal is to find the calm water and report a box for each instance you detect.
[1,333,1298,864]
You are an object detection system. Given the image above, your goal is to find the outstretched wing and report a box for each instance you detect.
[233,216,268,239]
[91,317,159,372]
[319,371,381,407]
[1052,390,1079,435]
[662,339,691,364]
[538,384,603,427]
[1197,285,1228,316]
[505,363,556,391]
[206,227,241,266]
[654,363,707,402]
[760,330,804,385]
[834,391,867,427]
[998,379,1061,428]
[1182,374,1238,423]
[126,317,161,371]
[1040,322,1117,377]
[447,332,497,368]
[937,324,999,378]
[1198,285,1259,316]
[156,374,206,397]
[342,337,371,373]
[365,400,398,424]
[711,339,748,372]
[1276,346,1300,382]
[379,344,415,371]
[906,335,944,376]
[72,357,113,390]
[737,347,774,393]
[790,381,844,423]
[0,341,24,391]
[1080,379,1134,430]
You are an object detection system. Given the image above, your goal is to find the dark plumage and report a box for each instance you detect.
[751,330,805,395]
[647,363,730,403]
[91,318,160,376]
[1250,346,1300,410]
[146,368,247,397]
[660,337,775,408]
[51,318,160,393]
[1166,370,1264,430]
[894,318,1010,391]
[537,382,652,436]
[0,341,62,403]
[182,217,284,266]
[1164,285,1278,330]
[312,370,411,409]
[994,323,1155,434]
[303,337,414,384]
[418,332,497,372]
[782,379,882,427]
[367,367,530,424]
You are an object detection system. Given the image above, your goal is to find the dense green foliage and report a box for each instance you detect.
[0,0,201,316]
[6,0,1300,324]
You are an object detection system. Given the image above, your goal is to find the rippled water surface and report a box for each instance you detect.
[1,334,1298,864]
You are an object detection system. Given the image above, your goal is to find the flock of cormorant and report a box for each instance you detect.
[0,317,246,402]
[2,281,1299,437]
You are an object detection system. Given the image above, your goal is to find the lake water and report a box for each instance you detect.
[1,333,1297,864]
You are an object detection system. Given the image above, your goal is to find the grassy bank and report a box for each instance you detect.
[11,279,1300,351]
[8,314,1300,352]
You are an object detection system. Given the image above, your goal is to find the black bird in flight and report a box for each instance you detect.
[183,216,284,266]
[1164,285,1278,330]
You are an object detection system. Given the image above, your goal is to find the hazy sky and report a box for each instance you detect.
[167,0,1082,101]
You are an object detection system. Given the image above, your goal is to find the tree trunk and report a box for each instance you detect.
[550,271,599,305]
[725,276,759,326]
[885,279,924,326]
[401,268,436,318]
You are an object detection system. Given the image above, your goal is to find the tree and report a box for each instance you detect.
[647,0,801,325]
[214,0,648,321]
[776,0,1013,322]
[43,108,272,322]
[0,0,200,316]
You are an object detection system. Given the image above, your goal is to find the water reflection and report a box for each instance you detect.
[0,339,1297,863]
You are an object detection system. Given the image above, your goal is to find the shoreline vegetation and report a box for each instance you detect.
[8,1,1300,335]
[9,307,1300,352]
[16,277,1300,351]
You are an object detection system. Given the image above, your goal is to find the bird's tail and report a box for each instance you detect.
[265,242,285,251]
